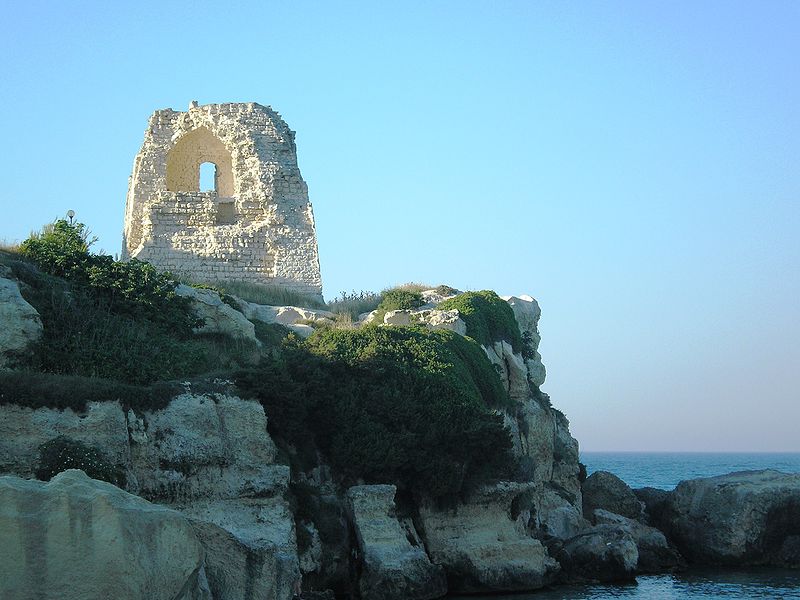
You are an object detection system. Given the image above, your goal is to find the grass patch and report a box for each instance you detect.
[325,290,383,321]
[437,290,523,352]
[0,370,180,412]
[213,280,326,309]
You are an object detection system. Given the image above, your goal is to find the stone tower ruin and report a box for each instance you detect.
[123,101,322,297]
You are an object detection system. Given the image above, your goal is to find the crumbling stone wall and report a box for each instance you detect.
[123,101,322,297]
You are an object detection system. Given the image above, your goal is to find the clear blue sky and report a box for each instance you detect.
[2,1,798,451]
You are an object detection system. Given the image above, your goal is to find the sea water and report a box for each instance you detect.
[449,452,800,599]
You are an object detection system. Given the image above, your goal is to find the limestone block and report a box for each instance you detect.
[346,485,447,600]
[175,284,258,343]
[418,482,559,593]
[131,394,279,502]
[0,267,43,368]
[0,470,210,600]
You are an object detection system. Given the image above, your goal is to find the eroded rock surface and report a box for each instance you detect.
[0,266,43,368]
[347,485,446,600]
[0,470,210,600]
[659,470,800,567]
[592,509,683,573]
[418,482,559,593]
[582,471,644,521]
[175,284,258,343]
[555,524,638,583]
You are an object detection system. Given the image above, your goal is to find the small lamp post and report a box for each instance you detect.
[67,210,75,225]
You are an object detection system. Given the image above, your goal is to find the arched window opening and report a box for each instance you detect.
[199,162,217,192]
[165,127,235,197]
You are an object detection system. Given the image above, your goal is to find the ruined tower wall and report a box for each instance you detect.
[123,102,322,297]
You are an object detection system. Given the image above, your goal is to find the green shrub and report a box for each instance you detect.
[378,288,424,311]
[10,220,267,383]
[437,290,523,352]
[253,321,294,349]
[35,436,126,487]
[236,327,515,501]
[0,370,179,412]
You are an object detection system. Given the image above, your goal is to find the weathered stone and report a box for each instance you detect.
[346,485,447,600]
[238,300,333,325]
[130,393,279,502]
[530,487,589,541]
[123,102,322,297]
[420,288,460,305]
[0,267,42,368]
[0,401,131,481]
[659,470,800,567]
[634,486,672,525]
[593,509,683,573]
[188,499,299,600]
[175,284,258,342]
[418,482,558,593]
[502,294,546,387]
[484,340,529,401]
[582,471,644,521]
[383,310,412,326]
[419,309,466,335]
[0,470,210,600]
[555,524,638,583]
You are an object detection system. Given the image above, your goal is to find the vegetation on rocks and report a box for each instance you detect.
[35,435,126,487]
[8,220,259,384]
[5,219,523,503]
[437,290,524,352]
[236,326,516,501]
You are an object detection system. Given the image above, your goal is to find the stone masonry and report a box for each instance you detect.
[123,101,322,297]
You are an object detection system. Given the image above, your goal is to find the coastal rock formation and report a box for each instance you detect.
[554,524,639,583]
[346,485,446,600]
[0,391,299,600]
[175,284,258,343]
[582,471,645,521]
[0,266,42,368]
[418,482,559,593]
[592,509,683,573]
[0,470,210,600]
[658,470,800,567]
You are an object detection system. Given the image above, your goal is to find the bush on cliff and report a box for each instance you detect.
[437,290,523,352]
[35,435,126,487]
[10,219,260,384]
[236,326,515,501]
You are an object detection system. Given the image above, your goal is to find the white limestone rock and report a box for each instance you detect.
[418,482,559,593]
[383,310,412,326]
[346,485,447,600]
[130,393,279,502]
[238,300,333,326]
[502,294,546,387]
[185,494,300,600]
[0,267,43,368]
[0,470,210,600]
[175,284,257,343]
[416,309,467,335]
[420,288,460,305]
